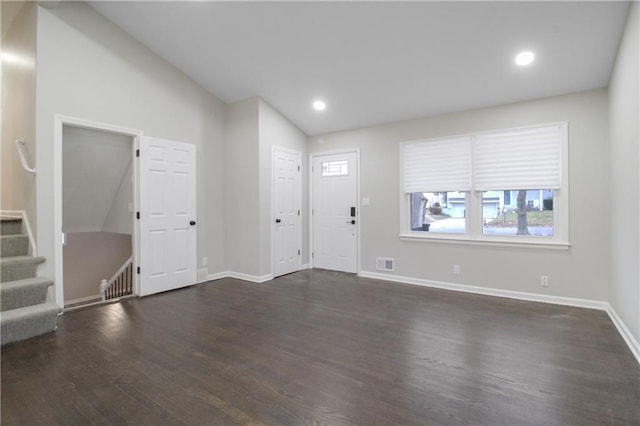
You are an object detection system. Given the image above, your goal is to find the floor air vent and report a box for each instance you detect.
[376,257,395,272]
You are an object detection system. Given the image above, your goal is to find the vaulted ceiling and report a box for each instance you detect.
[89,1,630,136]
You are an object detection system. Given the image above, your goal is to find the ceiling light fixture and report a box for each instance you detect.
[515,51,535,66]
[313,100,326,111]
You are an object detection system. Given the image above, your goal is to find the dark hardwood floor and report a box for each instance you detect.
[2,269,639,425]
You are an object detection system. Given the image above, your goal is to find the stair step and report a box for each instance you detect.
[1,277,54,311]
[1,303,60,345]
[1,256,46,282]
[0,217,22,236]
[1,234,29,257]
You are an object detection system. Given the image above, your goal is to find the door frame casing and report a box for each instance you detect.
[271,146,302,278]
[54,115,142,308]
[309,148,361,274]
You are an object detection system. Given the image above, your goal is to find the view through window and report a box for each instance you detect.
[409,192,466,234]
[482,190,553,236]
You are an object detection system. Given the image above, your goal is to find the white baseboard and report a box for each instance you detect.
[199,267,640,365]
[206,271,229,281]
[206,271,273,283]
[359,270,608,310]
[64,294,102,306]
[359,270,640,365]
[202,268,640,364]
[206,266,310,284]
[606,303,640,365]
[227,272,273,283]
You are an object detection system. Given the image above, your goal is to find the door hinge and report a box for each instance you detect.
[312,252,314,259]
[136,211,140,219]
[298,249,301,255]
[298,210,300,216]
[298,165,300,171]
[136,149,140,157]
[137,266,141,274]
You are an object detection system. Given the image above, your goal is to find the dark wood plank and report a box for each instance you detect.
[2,269,639,425]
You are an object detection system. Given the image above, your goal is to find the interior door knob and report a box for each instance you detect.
[190,220,196,226]
[275,218,282,223]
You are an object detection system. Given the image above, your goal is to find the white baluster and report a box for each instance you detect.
[100,279,108,301]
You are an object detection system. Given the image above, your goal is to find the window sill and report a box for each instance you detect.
[398,232,571,250]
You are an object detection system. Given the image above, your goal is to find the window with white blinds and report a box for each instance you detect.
[403,136,471,193]
[400,122,568,244]
[402,123,564,193]
[473,124,563,191]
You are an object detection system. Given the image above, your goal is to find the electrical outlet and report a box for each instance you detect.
[197,269,207,281]
[453,264,461,275]
[202,256,208,266]
[540,275,549,287]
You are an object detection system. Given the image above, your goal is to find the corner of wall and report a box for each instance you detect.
[224,97,261,276]
[607,0,640,346]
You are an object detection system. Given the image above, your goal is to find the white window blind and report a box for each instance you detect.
[403,137,472,193]
[473,124,563,190]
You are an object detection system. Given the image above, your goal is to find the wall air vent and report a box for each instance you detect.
[376,257,395,272]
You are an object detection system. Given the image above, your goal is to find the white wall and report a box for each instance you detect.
[225,98,260,276]
[258,99,309,276]
[62,125,132,233]
[1,2,37,233]
[35,2,227,282]
[63,232,131,303]
[102,161,133,235]
[224,98,309,278]
[309,89,610,302]
[608,2,639,343]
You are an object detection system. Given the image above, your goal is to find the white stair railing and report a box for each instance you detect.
[15,139,36,174]
[100,257,133,301]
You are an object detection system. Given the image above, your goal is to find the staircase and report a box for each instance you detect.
[1,217,59,345]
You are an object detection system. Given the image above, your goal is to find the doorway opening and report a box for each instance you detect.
[54,117,141,310]
[62,125,135,308]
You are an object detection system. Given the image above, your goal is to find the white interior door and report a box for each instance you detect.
[139,136,197,296]
[273,148,302,277]
[312,152,358,273]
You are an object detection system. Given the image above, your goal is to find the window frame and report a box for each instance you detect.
[398,122,569,249]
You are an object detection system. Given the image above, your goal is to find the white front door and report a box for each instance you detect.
[312,152,358,273]
[139,136,197,296]
[273,148,301,277]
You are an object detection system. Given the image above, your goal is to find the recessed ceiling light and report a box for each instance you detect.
[313,100,326,111]
[515,51,535,66]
